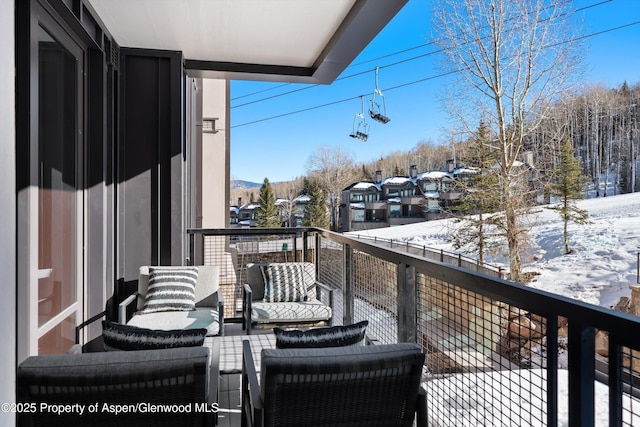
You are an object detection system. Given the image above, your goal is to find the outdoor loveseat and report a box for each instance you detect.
[241,341,427,426]
[16,346,219,427]
[242,262,333,334]
[119,265,224,336]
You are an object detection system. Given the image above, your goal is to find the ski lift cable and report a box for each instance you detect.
[231,20,639,129]
[230,0,612,108]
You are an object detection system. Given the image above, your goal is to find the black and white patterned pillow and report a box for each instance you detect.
[139,266,198,314]
[262,263,313,302]
[102,320,207,351]
[274,320,368,349]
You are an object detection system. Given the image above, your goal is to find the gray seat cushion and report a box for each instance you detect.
[251,300,331,324]
[128,308,220,336]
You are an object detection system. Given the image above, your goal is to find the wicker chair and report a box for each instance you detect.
[242,262,333,334]
[241,341,427,427]
[119,265,224,336]
[16,346,219,427]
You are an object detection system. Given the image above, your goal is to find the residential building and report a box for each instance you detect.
[291,194,311,227]
[275,198,292,227]
[339,165,482,231]
[2,0,408,421]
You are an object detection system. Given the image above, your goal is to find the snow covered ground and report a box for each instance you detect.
[347,191,640,309]
[425,369,640,426]
[347,192,640,425]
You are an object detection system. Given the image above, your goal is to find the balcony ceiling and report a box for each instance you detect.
[87,0,408,83]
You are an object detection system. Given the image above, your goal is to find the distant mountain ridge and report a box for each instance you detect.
[232,179,261,190]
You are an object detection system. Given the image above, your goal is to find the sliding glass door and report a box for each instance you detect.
[35,14,84,355]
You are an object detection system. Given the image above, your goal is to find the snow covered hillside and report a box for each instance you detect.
[347,192,640,309]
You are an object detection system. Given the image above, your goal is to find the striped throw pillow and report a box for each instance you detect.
[262,263,313,302]
[139,266,198,314]
[274,321,368,349]
[102,321,206,351]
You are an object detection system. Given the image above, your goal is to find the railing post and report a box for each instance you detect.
[546,316,559,427]
[397,263,417,343]
[314,232,321,273]
[296,231,302,262]
[188,231,195,266]
[193,233,206,265]
[608,334,623,426]
[343,243,353,326]
[568,322,595,427]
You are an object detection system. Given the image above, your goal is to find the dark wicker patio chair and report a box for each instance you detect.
[241,340,427,427]
[16,346,219,427]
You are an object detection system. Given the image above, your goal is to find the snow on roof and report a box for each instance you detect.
[275,198,289,206]
[454,167,480,175]
[382,176,411,185]
[423,191,440,199]
[350,202,366,209]
[387,197,402,204]
[351,182,378,191]
[241,203,260,210]
[293,195,310,203]
[418,171,449,180]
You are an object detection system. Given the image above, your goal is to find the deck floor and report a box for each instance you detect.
[217,373,242,427]
[216,323,270,427]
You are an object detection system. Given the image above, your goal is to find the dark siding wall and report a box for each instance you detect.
[118,49,183,281]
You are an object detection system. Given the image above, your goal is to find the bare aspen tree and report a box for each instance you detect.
[432,0,583,282]
[306,146,358,231]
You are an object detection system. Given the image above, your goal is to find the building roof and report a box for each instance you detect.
[453,167,480,175]
[87,0,408,83]
[417,171,449,180]
[240,203,260,210]
[349,182,379,191]
[381,176,411,186]
[293,194,311,203]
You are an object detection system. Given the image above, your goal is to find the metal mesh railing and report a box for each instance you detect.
[188,227,640,425]
[417,273,549,425]
[351,250,398,344]
[350,234,505,278]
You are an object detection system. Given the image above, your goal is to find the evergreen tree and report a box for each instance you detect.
[256,178,281,228]
[361,164,373,181]
[546,137,590,254]
[450,122,502,264]
[302,181,329,229]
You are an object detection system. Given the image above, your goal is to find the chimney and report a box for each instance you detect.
[523,151,534,167]
[409,165,417,179]
[447,159,455,173]
[374,170,382,184]
[237,197,243,207]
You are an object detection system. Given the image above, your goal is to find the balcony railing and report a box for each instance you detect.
[187,227,640,427]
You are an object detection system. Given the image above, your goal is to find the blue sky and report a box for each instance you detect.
[230,0,640,184]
